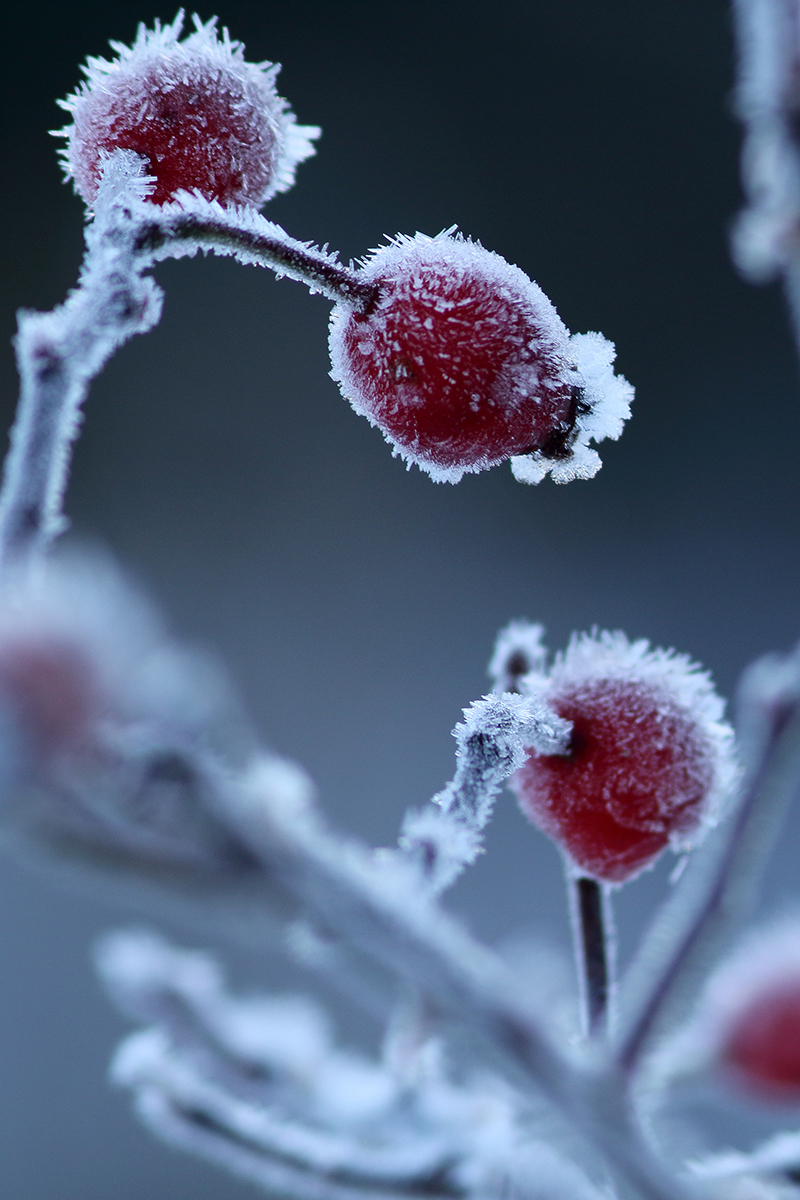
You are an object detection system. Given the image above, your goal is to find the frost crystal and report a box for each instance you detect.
[55,12,319,207]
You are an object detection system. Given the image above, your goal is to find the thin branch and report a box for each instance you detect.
[0,155,162,571]
[134,204,378,311]
[570,876,612,1038]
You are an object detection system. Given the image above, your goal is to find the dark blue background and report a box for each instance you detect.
[2,2,799,1195]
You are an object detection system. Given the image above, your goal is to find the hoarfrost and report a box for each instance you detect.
[101,928,607,1200]
[510,331,633,486]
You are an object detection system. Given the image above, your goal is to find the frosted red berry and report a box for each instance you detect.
[329,233,633,484]
[721,979,800,1099]
[56,14,318,207]
[507,632,735,883]
[0,640,96,753]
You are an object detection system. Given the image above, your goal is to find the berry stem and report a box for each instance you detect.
[572,874,613,1037]
[135,206,378,311]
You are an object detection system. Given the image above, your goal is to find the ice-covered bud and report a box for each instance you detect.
[509,631,736,883]
[56,13,319,208]
[328,231,632,484]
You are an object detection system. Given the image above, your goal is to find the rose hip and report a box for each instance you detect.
[57,14,318,207]
[508,632,735,883]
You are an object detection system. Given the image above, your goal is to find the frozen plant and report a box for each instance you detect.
[5,6,800,1200]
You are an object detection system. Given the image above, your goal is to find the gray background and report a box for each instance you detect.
[2,1,800,1195]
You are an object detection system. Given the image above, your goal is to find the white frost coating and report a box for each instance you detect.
[55,12,319,207]
[137,189,353,301]
[510,331,633,486]
[690,1132,800,1182]
[98,928,333,1075]
[103,929,605,1200]
[399,691,571,892]
[524,629,739,846]
[488,619,547,691]
[0,153,162,565]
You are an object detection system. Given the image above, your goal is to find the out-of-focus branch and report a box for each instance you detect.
[732,0,800,354]
[222,757,695,1200]
[97,929,619,1200]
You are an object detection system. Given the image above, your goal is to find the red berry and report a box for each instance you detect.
[722,979,800,1099]
[508,632,735,883]
[56,15,318,207]
[0,639,96,753]
[329,233,633,484]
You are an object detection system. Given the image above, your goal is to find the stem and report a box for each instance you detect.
[0,164,162,573]
[571,874,612,1037]
[135,210,378,311]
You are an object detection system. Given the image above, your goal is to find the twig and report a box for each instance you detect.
[571,875,612,1037]
[135,205,378,311]
[399,692,571,893]
[0,155,162,571]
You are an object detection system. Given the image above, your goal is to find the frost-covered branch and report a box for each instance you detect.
[398,692,571,893]
[96,929,619,1200]
[0,153,162,571]
[0,156,373,574]
[134,199,377,310]
[614,644,800,1072]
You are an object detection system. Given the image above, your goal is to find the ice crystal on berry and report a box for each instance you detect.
[55,12,319,207]
[328,231,633,484]
[507,630,736,883]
